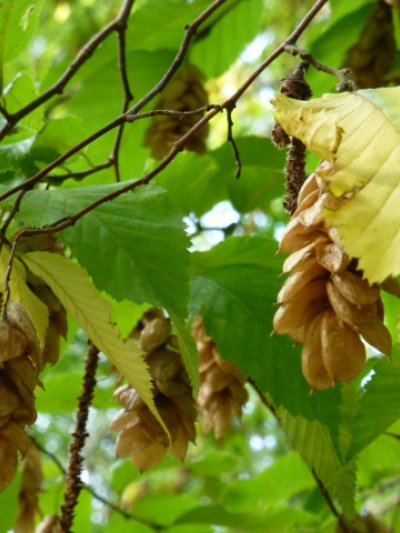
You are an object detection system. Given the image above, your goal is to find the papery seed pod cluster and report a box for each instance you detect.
[0,301,41,491]
[15,442,42,533]
[192,317,248,439]
[111,309,197,472]
[144,64,209,159]
[0,235,68,492]
[273,170,396,390]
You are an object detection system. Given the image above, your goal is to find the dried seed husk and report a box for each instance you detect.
[277,256,327,304]
[139,317,171,352]
[357,320,392,355]
[321,310,366,382]
[282,235,330,273]
[115,426,167,471]
[297,173,321,204]
[147,349,181,382]
[294,188,320,216]
[301,312,332,390]
[0,435,18,491]
[326,281,378,326]
[7,302,38,347]
[279,218,326,253]
[298,193,329,228]
[273,279,327,341]
[316,242,351,273]
[0,323,28,362]
[332,271,380,305]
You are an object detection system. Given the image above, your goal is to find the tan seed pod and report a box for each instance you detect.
[0,322,29,362]
[316,242,351,273]
[279,218,326,253]
[282,235,330,273]
[332,271,380,305]
[294,188,320,216]
[139,317,171,352]
[277,256,327,304]
[273,279,327,342]
[326,281,378,326]
[356,319,392,355]
[298,192,329,228]
[301,313,332,390]
[7,302,39,348]
[296,173,321,204]
[321,310,366,383]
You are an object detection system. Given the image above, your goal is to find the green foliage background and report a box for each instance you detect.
[1,0,400,531]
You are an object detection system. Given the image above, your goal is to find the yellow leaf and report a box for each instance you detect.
[273,88,400,283]
[272,89,400,196]
[0,246,48,348]
[23,251,167,434]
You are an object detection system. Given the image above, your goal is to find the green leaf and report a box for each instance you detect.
[346,352,400,458]
[13,183,190,318]
[127,0,211,52]
[190,236,342,429]
[23,251,165,432]
[279,410,356,518]
[2,72,44,141]
[0,473,19,533]
[156,152,224,217]
[222,453,315,513]
[171,315,200,395]
[0,0,44,87]
[191,0,264,77]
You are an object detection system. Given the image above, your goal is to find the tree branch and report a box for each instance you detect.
[0,0,328,300]
[31,436,164,529]
[283,44,357,91]
[59,342,99,532]
[0,0,136,142]
[109,0,135,182]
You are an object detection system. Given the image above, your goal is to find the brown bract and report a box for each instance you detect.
[192,317,248,439]
[274,169,398,390]
[144,64,209,159]
[111,309,197,472]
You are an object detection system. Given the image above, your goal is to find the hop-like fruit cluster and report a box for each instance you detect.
[273,171,394,390]
[111,309,197,472]
[144,64,209,159]
[0,235,68,492]
[192,317,248,439]
[0,301,41,491]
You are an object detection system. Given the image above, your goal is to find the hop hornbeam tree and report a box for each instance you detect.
[0,0,400,532]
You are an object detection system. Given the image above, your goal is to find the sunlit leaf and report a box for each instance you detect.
[273,88,400,283]
[23,251,166,432]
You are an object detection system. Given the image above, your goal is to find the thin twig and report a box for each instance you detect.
[225,106,242,179]
[0,0,328,301]
[0,0,137,142]
[110,0,135,182]
[59,342,99,532]
[47,161,114,185]
[283,44,357,91]
[31,437,163,529]
[0,0,326,204]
